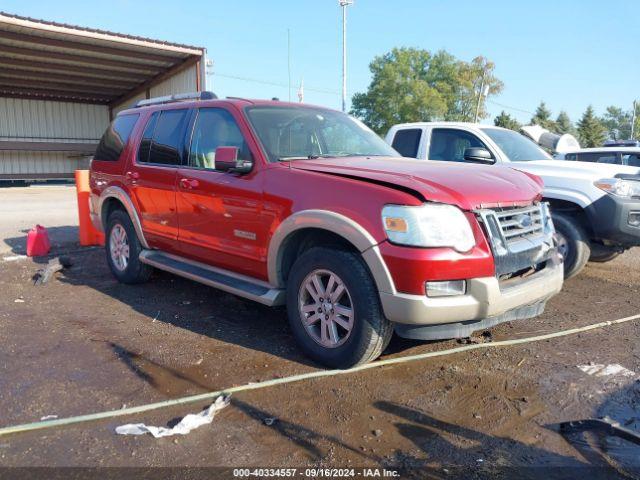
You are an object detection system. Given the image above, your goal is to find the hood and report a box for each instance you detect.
[289,156,542,211]
[510,159,640,180]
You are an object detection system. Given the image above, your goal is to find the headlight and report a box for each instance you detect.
[594,178,640,198]
[382,203,475,252]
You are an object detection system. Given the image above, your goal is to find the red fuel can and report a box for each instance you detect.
[26,225,51,257]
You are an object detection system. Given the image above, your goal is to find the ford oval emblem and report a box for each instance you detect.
[515,213,533,228]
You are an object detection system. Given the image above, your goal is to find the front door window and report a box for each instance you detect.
[428,128,487,162]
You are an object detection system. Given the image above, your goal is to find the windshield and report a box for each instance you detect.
[245,105,399,162]
[481,127,552,162]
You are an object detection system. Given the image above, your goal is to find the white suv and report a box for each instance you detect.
[386,122,640,278]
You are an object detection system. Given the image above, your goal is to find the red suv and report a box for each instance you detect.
[90,92,563,368]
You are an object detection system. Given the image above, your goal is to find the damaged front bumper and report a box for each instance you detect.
[382,202,564,340]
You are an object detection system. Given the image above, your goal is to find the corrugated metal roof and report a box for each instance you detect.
[0,12,205,105]
[0,11,204,52]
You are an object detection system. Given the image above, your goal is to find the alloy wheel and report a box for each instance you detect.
[298,269,354,348]
[109,224,130,271]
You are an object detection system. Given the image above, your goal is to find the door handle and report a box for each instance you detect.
[180,178,200,190]
[125,171,140,182]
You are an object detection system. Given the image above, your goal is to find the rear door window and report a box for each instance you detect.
[94,114,139,161]
[391,128,422,158]
[138,109,189,166]
[428,128,486,162]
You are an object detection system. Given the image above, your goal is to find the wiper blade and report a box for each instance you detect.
[277,155,319,162]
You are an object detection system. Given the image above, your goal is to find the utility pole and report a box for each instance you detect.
[474,70,487,123]
[339,0,353,112]
[287,29,291,102]
[632,100,637,140]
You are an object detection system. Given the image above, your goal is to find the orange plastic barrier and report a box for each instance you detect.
[75,170,105,247]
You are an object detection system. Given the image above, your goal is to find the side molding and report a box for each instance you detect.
[267,210,396,294]
[99,186,150,249]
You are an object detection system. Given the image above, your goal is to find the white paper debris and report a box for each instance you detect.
[115,395,230,438]
[577,364,636,377]
[3,255,27,262]
[14,299,24,303]
[40,415,58,421]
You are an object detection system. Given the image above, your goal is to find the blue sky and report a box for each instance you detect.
[3,0,638,125]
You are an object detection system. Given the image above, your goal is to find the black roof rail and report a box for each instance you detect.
[225,96,255,104]
[133,91,217,108]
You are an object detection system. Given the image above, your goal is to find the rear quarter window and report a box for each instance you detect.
[94,114,139,161]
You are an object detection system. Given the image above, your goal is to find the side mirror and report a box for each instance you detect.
[463,147,495,164]
[214,146,253,174]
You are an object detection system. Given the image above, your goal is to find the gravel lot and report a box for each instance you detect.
[0,185,78,255]
[1,187,639,478]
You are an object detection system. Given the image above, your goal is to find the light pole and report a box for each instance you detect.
[632,100,637,140]
[339,0,353,112]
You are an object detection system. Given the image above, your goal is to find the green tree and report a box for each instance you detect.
[350,48,503,134]
[601,105,633,140]
[577,105,607,147]
[555,111,576,136]
[530,101,557,132]
[454,56,504,122]
[493,111,521,131]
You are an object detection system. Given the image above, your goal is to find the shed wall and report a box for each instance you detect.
[0,98,108,142]
[0,63,200,179]
[0,99,108,178]
[110,65,199,117]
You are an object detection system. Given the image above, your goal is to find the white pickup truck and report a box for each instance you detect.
[385,122,640,278]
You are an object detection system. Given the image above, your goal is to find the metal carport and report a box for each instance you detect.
[0,12,206,180]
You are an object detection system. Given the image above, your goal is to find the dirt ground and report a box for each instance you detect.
[1,244,640,479]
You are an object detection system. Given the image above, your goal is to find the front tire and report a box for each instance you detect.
[552,212,591,279]
[105,210,152,284]
[286,247,393,369]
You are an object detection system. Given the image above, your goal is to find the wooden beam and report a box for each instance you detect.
[195,59,201,91]
[0,88,113,103]
[0,57,149,82]
[0,141,98,153]
[0,44,164,73]
[0,29,183,64]
[0,91,109,104]
[0,173,75,180]
[0,68,139,88]
[0,78,126,96]
[109,55,200,109]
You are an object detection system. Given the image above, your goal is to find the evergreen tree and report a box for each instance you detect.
[555,111,576,136]
[577,106,607,147]
[602,106,632,140]
[493,111,521,131]
[530,101,557,131]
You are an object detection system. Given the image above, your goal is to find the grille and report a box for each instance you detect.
[492,203,545,244]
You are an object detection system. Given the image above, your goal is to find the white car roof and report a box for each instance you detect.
[391,121,506,130]
[565,147,640,154]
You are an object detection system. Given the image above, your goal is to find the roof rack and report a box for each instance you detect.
[133,91,217,108]
[225,96,254,104]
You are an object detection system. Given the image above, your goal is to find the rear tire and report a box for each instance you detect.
[105,210,152,284]
[552,212,590,279]
[589,248,620,263]
[286,247,393,369]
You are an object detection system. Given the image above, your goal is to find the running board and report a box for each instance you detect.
[139,250,285,306]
